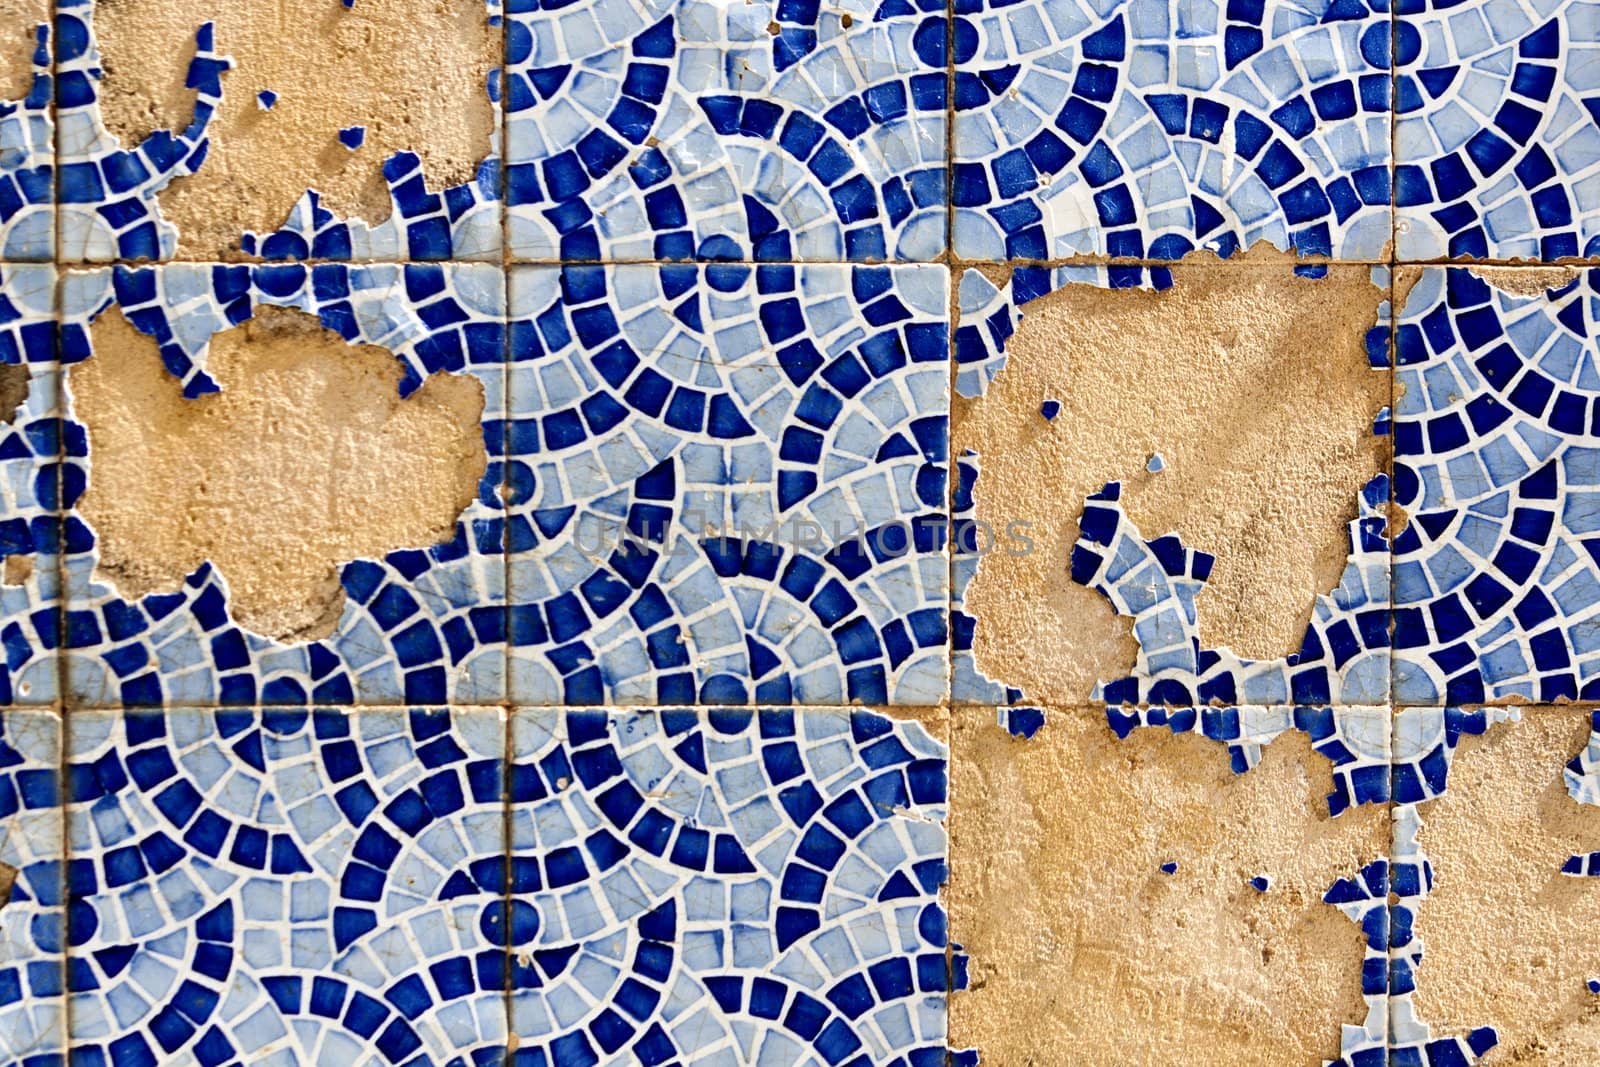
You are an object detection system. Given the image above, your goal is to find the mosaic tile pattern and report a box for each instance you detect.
[0,709,63,1064]
[0,23,52,263]
[952,0,1394,261]
[4,0,1600,1061]
[506,707,962,1064]
[505,263,950,708]
[0,264,60,708]
[0,705,961,1065]
[54,0,231,263]
[1393,266,1600,705]
[1067,474,1392,708]
[503,0,949,262]
[1395,0,1600,261]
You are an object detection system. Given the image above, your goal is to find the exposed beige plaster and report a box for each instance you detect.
[874,705,948,737]
[953,248,1389,704]
[70,305,487,643]
[1468,265,1583,298]
[949,709,1384,1065]
[90,0,498,259]
[0,859,14,908]
[0,0,47,101]
[0,363,29,423]
[1412,710,1600,1063]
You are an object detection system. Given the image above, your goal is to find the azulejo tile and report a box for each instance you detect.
[1392,266,1600,704]
[59,706,509,1066]
[505,264,951,706]
[243,148,505,265]
[951,0,1394,261]
[0,708,64,1064]
[1395,0,1600,262]
[54,262,508,708]
[504,0,949,262]
[0,263,61,707]
[0,17,52,262]
[506,706,966,1065]
[0,705,967,1065]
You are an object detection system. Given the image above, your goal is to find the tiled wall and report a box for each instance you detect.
[1,0,1600,1063]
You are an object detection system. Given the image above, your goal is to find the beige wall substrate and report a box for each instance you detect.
[0,0,48,102]
[949,709,1385,1066]
[70,305,487,643]
[954,248,1390,706]
[1411,709,1600,1063]
[90,0,498,259]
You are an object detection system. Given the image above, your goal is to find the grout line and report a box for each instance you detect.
[498,0,516,737]
[47,0,75,1052]
[1389,0,1400,272]
[52,697,1586,714]
[942,1,958,1047]
[1388,0,1401,873]
[496,11,517,1043]
[38,253,1600,271]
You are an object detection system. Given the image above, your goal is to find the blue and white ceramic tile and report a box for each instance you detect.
[1562,709,1600,876]
[506,707,965,1065]
[0,19,53,263]
[12,0,1600,1060]
[0,709,64,1064]
[0,705,966,1065]
[55,263,508,708]
[1068,473,1392,707]
[951,0,1394,261]
[505,264,951,706]
[243,148,506,264]
[0,264,61,708]
[1346,803,1498,1067]
[504,0,949,262]
[59,706,508,1066]
[1395,0,1600,262]
[1392,265,1600,704]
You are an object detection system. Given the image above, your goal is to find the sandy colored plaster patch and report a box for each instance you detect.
[953,248,1389,704]
[1468,265,1583,298]
[1411,709,1600,1063]
[0,0,47,101]
[872,705,948,737]
[70,305,487,643]
[0,363,29,424]
[91,0,498,259]
[949,709,1383,1065]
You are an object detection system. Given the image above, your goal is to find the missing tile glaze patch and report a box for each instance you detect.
[1467,265,1583,298]
[949,712,1383,1066]
[952,249,1389,705]
[1407,710,1600,1061]
[0,363,28,424]
[89,0,498,258]
[69,304,487,642]
[0,0,46,101]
